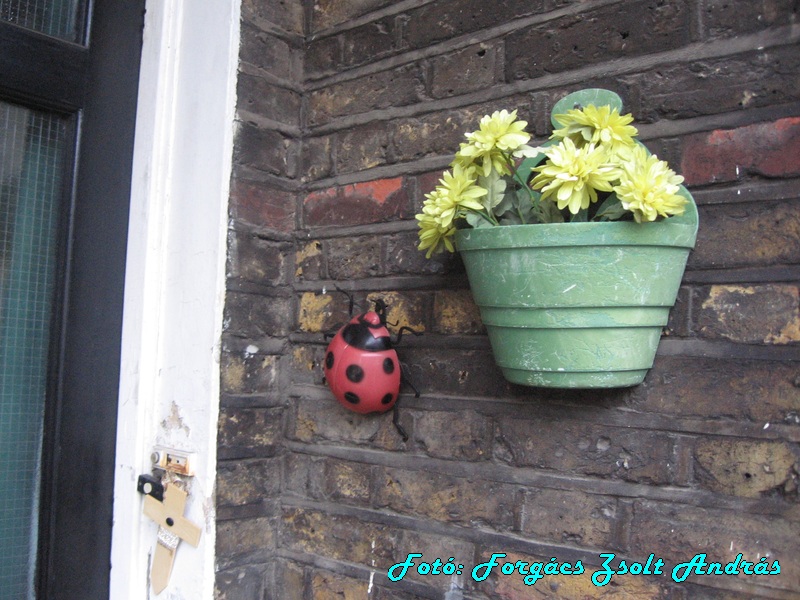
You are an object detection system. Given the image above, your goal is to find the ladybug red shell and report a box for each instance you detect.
[323,310,401,415]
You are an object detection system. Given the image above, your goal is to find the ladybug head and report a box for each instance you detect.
[323,319,401,415]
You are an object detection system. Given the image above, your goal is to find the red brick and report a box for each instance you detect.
[229,178,296,231]
[303,178,412,227]
[681,117,800,185]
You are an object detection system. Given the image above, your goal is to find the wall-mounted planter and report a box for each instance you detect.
[454,191,698,388]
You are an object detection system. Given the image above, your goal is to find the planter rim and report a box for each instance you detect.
[456,185,698,251]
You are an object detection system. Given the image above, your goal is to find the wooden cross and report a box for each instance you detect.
[143,483,202,594]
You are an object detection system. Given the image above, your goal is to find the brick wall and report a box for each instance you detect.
[217,1,800,598]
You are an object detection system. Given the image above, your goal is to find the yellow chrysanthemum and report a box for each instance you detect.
[417,164,488,255]
[615,145,687,223]
[455,109,535,177]
[530,138,620,214]
[423,164,488,229]
[552,105,638,157]
[416,212,456,258]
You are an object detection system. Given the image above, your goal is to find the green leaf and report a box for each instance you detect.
[493,183,517,216]
[536,198,564,224]
[551,88,624,128]
[570,208,589,223]
[478,170,506,211]
[594,193,628,221]
[465,211,493,228]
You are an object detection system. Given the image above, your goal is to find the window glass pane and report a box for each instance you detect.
[0,0,88,43]
[0,100,67,598]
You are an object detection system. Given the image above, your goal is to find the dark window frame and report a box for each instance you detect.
[0,2,144,596]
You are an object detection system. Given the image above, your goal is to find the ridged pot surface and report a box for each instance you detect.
[454,191,698,388]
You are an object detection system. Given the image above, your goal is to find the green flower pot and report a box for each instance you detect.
[454,188,698,388]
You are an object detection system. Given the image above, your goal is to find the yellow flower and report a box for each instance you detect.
[615,145,687,223]
[552,105,638,156]
[455,109,534,177]
[416,212,456,258]
[416,164,487,255]
[530,138,620,214]
[423,164,488,229]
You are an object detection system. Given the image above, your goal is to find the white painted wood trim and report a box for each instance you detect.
[110,1,240,598]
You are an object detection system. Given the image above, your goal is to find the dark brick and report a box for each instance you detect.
[321,459,373,505]
[305,35,341,79]
[300,135,333,182]
[227,230,290,285]
[341,18,398,69]
[290,344,325,387]
[295,240,325,281]
[634,46,800,122]
[404,0,548,49]
[473,549,670,599]
[412,409,493,461]
[216,518,276,568]
[234,121,299,178]
[383,530,474,592]
[690,201,800,270]
[327,236,382,279]
[633,356,800,424]
[680,117,800,186]
[693,284,800,344]
[217,459,282,508]
[401,345,511,398]
[281,507,400,566]
[521,488,619,548]
[693,437,799,499]
[505,0,692,81]
[237,73,301,127]
[375,466,517,529]
[303,178,412,227]
[266,560,305,600]
[221,351,280,395]
[702,0,797,40]
[309,570,369,600]
[218,407,283,458]
[308,65,424,126]
[241,0,304,35]
[335,122,392,174]
[239,22,300,80]
[297,291,350,333]
[383,232,457,277]
[287,396,410,451]
[365,290,431,332]
[215,564,269,599]
[224,292,293,338]
[392,112,471,162]
[429,42,500,99]
[229,178,296,232]
[665,286,692,338]
[629,500,800,590]
[495,416,677,484]
[311,0,395,32]
[433,288,484,335]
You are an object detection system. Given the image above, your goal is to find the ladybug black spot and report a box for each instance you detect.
[344,392,360,404]
[383,357,395,374]
[381,393,394,405]
[325,351,334,369]
[346,364,364,383]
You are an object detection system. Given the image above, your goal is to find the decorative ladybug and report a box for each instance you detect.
[323,296,419,439]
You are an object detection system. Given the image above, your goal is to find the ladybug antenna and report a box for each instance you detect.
[393,325,422,346]
[332,284,357,316]
[392,403,409,442]
[373,298,388,325]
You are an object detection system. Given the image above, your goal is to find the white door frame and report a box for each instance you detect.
[109,1,240,597]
